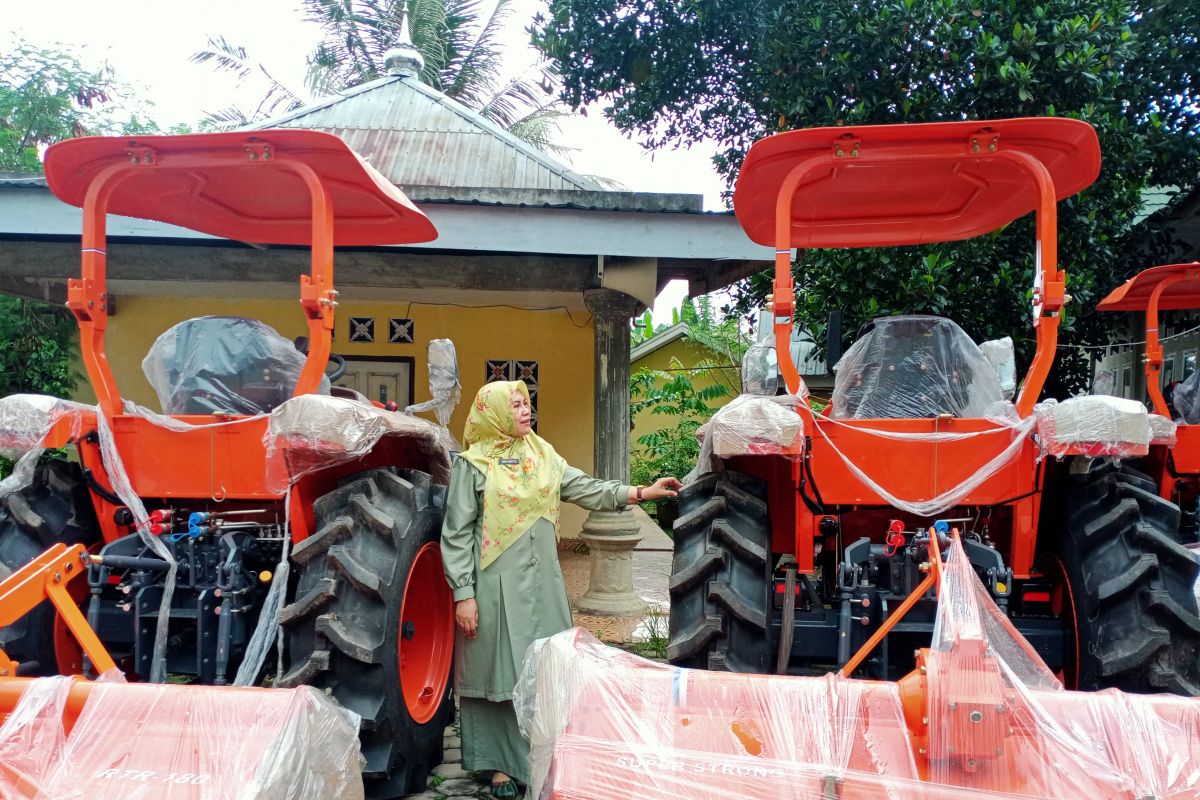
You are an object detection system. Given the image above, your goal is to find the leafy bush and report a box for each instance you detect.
[0,296,79,478]
[630,362,729,519]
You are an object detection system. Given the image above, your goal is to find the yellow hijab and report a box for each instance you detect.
[460,381,566,569]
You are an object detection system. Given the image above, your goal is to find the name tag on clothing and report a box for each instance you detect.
[499,458,520,466]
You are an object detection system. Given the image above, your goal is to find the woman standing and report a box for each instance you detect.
[441,380,680,798]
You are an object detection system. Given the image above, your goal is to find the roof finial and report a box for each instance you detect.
[384,14,425,78]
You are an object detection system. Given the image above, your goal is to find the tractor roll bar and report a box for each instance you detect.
[770,145,1063,417]
[70,151,337,418]
[46,131,436,421]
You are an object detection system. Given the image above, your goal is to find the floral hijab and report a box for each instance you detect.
[459,381,565,569]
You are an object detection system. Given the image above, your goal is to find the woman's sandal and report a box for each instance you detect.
[490,779,520,799]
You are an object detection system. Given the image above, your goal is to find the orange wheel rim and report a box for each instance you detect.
[1049,555,1080,689]
[398,542,454,723]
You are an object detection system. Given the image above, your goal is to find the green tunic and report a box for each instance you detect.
[441,457,629,785]
[441,456,630,699]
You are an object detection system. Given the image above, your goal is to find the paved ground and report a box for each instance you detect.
[563,506,673,642]
[404,718,492,799]
[402,508,673,799]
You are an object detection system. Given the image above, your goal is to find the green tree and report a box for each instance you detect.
[1,44,122,172]
[194,0,567,151]
[630,362,728,507]
[630,308,667,346]
[1,41,170,170]
[633,296,752,391]
[0,295,80,478]
[681,295,751,395]
[0,42,147,475]
[535,1,1200,394]
[0,296,78,399]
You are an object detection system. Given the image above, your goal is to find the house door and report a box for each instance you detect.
[334,357,414,408]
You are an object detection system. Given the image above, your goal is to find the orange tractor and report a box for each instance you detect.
[669,117,1200,696]
[1097,262,1200,540]
[0,131,456,797]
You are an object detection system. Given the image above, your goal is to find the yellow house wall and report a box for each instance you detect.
[74,295,597,537]
[631,337,736,451]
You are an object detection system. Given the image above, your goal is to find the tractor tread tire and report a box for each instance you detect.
[1062,461,1200,696]
[280,468,451,799]
[0,460,99,675]
[668,470,772,673]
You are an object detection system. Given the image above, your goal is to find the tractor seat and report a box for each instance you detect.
[832,315,1004,419]
[142,316,325,416]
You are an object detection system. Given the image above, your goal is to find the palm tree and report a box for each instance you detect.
[191,0,567,152]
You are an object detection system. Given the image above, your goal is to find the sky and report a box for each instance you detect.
[7,0,730,322]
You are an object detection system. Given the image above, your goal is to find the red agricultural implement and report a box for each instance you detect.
[0,131,456,798]
[528,529,1200,799]
[668,118,1200,698]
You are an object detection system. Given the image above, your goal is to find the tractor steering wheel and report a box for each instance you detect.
[294,336,348,384]
[326,354,347,382]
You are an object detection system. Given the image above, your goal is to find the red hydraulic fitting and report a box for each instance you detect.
[883,520,906,557]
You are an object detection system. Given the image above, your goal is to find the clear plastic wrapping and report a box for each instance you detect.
[809,406,1038,517]
[1034,396,1153,458]
[0,671,363,799]
[832,316,1004,419]
[516,539,1200,800]
[1173,368,1200,423]
[979,336,1017,399]
[740,343,780,396]
[263,394,453,491]
[515,628,922,800]
[924,537,1200,797]
[0,674,74,796]
[0,394,92,457]
[404,338,462,436]
[0,394,92,502]
[691,395,804,478]
[142,316,330,415]
[1149,412,1178,446]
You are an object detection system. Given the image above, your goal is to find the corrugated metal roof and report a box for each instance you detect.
[248,75,603,193]
[0,173,47,187]
[631,322,690,361]
[1134,185,1181,225]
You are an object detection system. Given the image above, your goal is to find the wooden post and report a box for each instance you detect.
[576,288,646,616]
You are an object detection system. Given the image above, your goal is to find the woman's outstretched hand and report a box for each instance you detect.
[632,476,684,504]
[455,598,478,638]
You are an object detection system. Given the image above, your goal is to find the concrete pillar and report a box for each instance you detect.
[576,287,646,616]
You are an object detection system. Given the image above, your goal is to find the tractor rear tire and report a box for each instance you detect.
[280,468,454,799]
[1060,460,1200,695]
[0,460,100,676]
[668,470,773,673]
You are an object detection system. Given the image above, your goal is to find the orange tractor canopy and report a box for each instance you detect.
[734,116,1100,414]
[668,118,1200,697]
[0,131,456,798]
[1098,261,1200,527]
[1097,262,1200,417]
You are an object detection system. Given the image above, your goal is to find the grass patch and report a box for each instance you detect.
[626,612,669,660]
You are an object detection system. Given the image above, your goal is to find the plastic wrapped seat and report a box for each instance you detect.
[142,317,329,416]
[1173,369,1200,424]
[833,316,1004,419]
